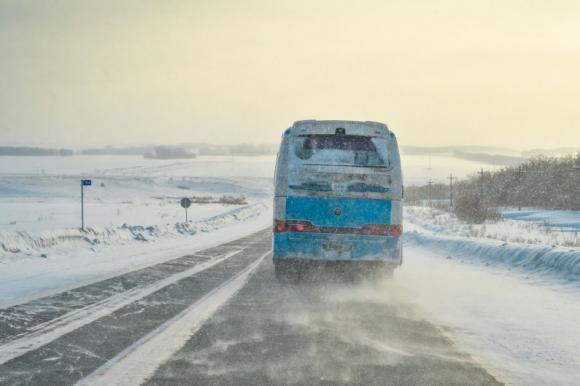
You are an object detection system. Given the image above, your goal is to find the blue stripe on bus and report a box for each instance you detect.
[273,232,402,262]
[285,195,391,228]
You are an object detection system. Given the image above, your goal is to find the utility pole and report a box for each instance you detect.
[427,179,433,208]
[478,168,485,202]
[447,173,455,208]
[515,166,525,211]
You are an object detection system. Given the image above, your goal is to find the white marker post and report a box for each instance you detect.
[81,179,92,230]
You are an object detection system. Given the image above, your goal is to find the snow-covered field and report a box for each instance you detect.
[0,155,275,306]
[502,208,580,233]
[406,206,580,249]
[0,155,274,229]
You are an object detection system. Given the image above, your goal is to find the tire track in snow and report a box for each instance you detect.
[77,250,270,386]
[0,247,249,366]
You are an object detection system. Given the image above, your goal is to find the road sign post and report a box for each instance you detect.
[180,197,191,223]
[81,179,91,230]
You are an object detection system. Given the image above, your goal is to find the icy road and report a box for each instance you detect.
[0,230,501,386]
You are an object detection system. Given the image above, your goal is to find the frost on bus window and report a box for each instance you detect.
[291,135,389,168]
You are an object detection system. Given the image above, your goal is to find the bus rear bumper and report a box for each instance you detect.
[273,232,402,264]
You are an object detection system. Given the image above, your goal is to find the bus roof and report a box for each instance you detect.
[288,120,391,138]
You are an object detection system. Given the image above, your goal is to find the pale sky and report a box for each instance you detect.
[1,0,579,149]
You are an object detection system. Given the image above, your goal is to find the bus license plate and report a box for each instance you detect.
[322,241,352,253]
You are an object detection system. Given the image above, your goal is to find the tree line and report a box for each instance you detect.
[406,154,580,222]
[0,146,73,156]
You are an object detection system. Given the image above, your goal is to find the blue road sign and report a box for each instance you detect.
[82,179,92,186]
[180,197,191,208]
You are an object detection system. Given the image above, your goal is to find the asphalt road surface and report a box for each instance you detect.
[0,230,501,385]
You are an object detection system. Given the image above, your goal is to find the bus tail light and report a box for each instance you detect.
[273,220,314,233]
[387,224,403,237]
[274,220,287,232]
[361,224,403,236]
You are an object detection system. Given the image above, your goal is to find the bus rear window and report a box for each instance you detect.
[291,135,388,168]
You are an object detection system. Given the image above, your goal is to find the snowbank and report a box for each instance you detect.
[405,207,580,282]
[0,203,268,263]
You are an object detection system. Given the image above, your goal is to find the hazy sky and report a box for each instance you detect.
[1,0,579,148]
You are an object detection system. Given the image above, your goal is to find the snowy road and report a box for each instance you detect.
[0,230,501,386]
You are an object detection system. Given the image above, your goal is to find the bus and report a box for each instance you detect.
[273,120,403,280]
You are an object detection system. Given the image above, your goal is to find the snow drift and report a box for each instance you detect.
[0,203,268,263]
[405,208,580,283]
[406,230,580,280]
